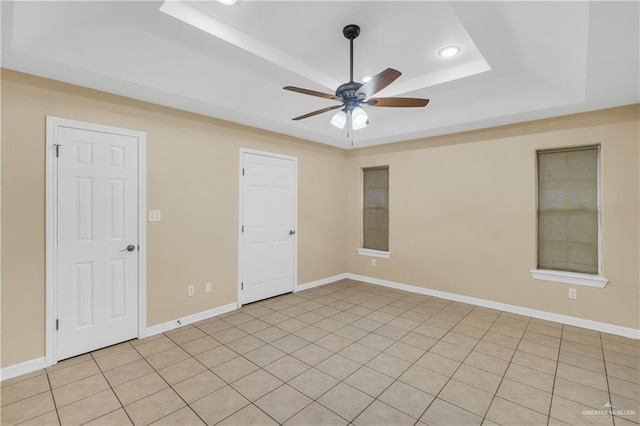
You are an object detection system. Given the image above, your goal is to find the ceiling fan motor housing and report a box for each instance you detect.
[336,81,363,103]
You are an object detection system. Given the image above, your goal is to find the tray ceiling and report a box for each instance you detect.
[2,1,638,148]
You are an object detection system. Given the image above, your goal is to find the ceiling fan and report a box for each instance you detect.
[284,24,429,132]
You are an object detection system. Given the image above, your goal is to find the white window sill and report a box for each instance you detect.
[357,248,391,259]
[530,269,608,288]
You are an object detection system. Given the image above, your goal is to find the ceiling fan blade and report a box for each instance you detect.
[356,68,401,98]
[284,86,341,101]
[292,105,343,121]
[365,97,430,107]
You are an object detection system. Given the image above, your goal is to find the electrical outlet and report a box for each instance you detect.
[205,282,212,293]
[568,288,577,299]
[371,258,377,267]
[188,285,195,297]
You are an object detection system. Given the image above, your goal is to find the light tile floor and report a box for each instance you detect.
[2,279,639,425]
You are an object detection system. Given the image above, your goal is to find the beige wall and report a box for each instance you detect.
[1,68,638,369]
[0,70,347,367]
[345,105,640,330]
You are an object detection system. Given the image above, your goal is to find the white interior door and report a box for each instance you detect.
[240,151,296,305]
[56,125,139,360]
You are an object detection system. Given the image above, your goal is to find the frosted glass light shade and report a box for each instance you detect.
[330,110,347,129]
[352,106,369,130]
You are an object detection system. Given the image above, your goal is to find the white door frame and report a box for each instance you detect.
[45,116,147,366]
[237,148,298,307]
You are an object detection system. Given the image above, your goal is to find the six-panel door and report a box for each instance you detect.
[56,126,139,361]
[241,152,296,305]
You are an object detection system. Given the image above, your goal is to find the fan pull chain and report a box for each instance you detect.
[346,128,354,146]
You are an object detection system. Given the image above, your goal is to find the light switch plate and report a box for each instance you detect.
[149,210,162,222]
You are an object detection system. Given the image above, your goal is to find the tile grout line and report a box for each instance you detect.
[479,315,533,426]
[178,320,306,425]
[414,306,510,425]
[243,290,371,424]
[319,293,453,425]
[302,288,482,424]
[298,287,436,424]
[40,349,134,425]
[44,358,108,391]
[364,295,472,425]
[8,280,637,426]
[404,308,487,426]
[487,324,611,398]
[192,298,317,424]
[74,337,204,424]
[45,366,63,426]
[32,346,132,423]
[173,324,286,425]
[343,284,536,424]
[0,384,53,421]
[546,324,565,426]
[225,282,452,424]
[328,284,460,423]
[599,330,617,426]
[88,349,136,425]
[552,331,630,414]
[205,290,348,425]
[137,331,220,426]
[243,284,390,424]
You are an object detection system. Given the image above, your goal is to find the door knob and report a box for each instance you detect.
[289,230,296,235]
[121,244,136,252]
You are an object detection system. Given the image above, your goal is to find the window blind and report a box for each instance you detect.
[363,167,389,252]
[537,146,599,274]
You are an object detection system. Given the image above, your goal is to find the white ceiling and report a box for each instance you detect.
[2,1,638,149]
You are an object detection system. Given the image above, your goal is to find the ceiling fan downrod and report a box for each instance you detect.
[335,24,363,108]
[343,24,360,83]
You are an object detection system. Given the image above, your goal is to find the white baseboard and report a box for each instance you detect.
[145,302,238,337]
[347,273,640,340]
[4,273,637,383]
[296,273,348,292]
[0,357,47,382]
[2,303,239,382]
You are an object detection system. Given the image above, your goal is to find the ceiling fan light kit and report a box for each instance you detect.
[284,24,430,136]
[331,109,347,129]
[351,106,369,130]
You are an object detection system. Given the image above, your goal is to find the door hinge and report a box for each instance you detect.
[54,144,61,158]
[56,319,59,331]
[242,168,245,176]
[241,225,244,233]
[241,282,244,290]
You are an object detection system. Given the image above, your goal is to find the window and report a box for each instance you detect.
[361,166,389,253]
[532,145,607,287]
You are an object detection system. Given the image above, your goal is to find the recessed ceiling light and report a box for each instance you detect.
[218,0,237,5]
[438,45,461,58]
[362,76,372,83]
